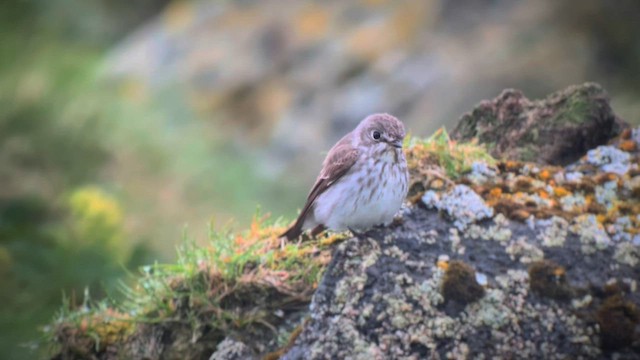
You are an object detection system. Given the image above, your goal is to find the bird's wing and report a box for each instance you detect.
[281,135,359,240]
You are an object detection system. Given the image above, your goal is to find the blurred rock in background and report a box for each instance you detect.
[103,0,640,183]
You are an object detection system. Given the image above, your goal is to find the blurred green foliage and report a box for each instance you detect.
[0,0,303,357]
[0,1,162,358]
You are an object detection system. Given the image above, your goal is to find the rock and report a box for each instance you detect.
[451,83,628,166]
[421,184,494,231]
[284,207,640,359]
[284,117,640,358]
[209,338,256,360]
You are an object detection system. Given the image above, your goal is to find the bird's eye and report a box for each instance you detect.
[372,131,381,140]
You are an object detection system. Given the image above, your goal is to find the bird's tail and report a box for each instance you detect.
[281,203,321,241]
[280,217,304,241]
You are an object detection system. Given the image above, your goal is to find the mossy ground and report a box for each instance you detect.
[45,212,343,358]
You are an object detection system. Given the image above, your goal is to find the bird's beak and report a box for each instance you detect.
[390,140,403,149]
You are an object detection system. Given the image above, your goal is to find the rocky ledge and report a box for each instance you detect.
[282,83,640,359]
[50,83,639,359]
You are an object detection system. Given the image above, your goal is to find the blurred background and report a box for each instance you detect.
[1,0,639,358]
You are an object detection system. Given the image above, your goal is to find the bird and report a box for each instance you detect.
[281,113,409,241]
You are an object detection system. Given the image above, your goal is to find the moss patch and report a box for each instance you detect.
[596,294,640,351]
[528,260,572,301]
[441,260,485,305]
[404,127,495,200]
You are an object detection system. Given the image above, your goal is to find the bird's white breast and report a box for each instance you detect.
[312,148,408,231]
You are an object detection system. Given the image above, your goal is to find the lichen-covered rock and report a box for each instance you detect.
[47,86,640,360]
[284,206,639,359]
[209,338,256,360]
[106,124,640,360]
[421,184,494,231]
[451,83,628,165]
[281,123,640,359]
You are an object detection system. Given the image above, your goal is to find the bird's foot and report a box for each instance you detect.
[310,224,326,238]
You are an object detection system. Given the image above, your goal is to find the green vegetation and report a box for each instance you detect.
[551,87,592,125]
[0,1,304,357]
[0,1,175,358]
[0,7,149,357]
[46,213,337,358]
[404,128,496,194]
[405,127,495,179]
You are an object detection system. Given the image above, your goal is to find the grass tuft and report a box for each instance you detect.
[404,127,495,200]
[44,211,338,356]
[405,127,495,179]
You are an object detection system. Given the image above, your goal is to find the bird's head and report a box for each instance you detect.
[356,113,406,150]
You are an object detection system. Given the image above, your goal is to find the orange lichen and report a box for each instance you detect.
[553,187,570,197]
[596,214,607,224]
[619,140,637,152]
[437,260,449,271]
[501,160,522,173]
[594,173,618,185]
[616,202,635,215]
[539,169,551,181]
[489,187,503,198]
[553,267,565,277]
[429,178,445,190]
[319,233,347,246]
[627,228,640,235]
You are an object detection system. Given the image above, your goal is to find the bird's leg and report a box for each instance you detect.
[311,224,326,238]
[293,225,326,246]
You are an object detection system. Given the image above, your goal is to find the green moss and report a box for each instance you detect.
[441,261,485,305]
[405,127,496,180]
[528,260,573,301]
[596,294,639,350]
[518,145,538,162]
[551,92,591,125]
